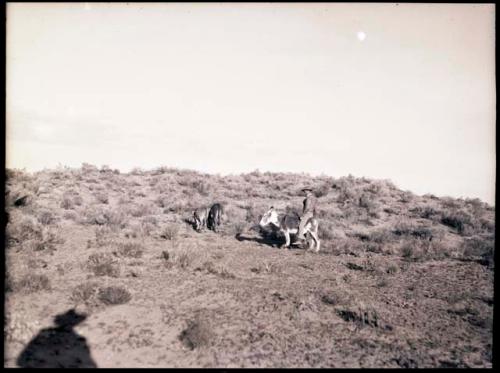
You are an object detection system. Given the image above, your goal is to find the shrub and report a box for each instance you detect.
[63,211,77,221]
[60,196,74,209]
[441,210,472,234]
[87,253,120,277]
[115,242,144,258]
[244,205,259,224]
[318,222,336,240]
[192,180,211,196]
[393,221,433,240]
[81,163,98,174]
[399,191,413,203]
[70,282,99,304]
[142,215,158,226]
[7,217,43,244]
[417,205,441,220]
[94,192,109,204]
[95,226,113,247]
[160,225,180,240]
[37,210,55,225]
[105,209,128,229]
[401,246,414,259]
[368,228,393,243]
[358,194,375,209]
[480,217,495,233]
[315,182,331,198]
[179,318,212,350]
[462,236,494,265]
[321,290,350,306]
[73,195,83,206]
[386,264,398,274]
[173,251,194,269]
[98,286,131,305]
[84,207,128,229]
[335,302,380,328]
[14,274,51,293]
[217,266,236,279]
[129,203,155,217]
[376,278,389,288]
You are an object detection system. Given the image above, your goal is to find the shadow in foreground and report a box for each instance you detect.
[183,218,197,231]
[235,233,278,247]
[16,309,97,368]
[235,230,304,250]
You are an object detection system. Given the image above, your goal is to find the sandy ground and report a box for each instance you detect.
[4,168,494,368]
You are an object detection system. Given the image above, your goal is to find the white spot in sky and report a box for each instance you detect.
[84,3,91,11]
[357,31,366,41]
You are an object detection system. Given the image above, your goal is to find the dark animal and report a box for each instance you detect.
[207,203,223,232]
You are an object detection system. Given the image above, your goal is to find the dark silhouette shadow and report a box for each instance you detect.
[235,233,278,247]
[235,226,304,250]
[183,218,197,231]
[16,309,97,368]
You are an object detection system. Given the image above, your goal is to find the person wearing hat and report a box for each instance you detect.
[297,188,317,241]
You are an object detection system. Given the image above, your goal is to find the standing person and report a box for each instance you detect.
[297,188,317,240]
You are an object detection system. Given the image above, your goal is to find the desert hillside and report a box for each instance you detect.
[3,164,495,368]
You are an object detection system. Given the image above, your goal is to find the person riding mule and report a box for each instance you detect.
[297,188,317,241]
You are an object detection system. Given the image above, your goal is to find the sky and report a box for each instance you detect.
[6,3,496,204]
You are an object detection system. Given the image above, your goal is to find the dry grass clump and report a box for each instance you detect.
[82,206,128,229]
[60,195,74,209]
[129,202,156,217]
[114,241,144,258]
[179,317,213,350]
[252,261,281,274]
[358,193,381,217]
[139,220,156,237]
[191,179,211,196]
[399,241,432,262]
[98,286,132,305]
[94,192,109,204]
[314,181,332,198]
[13,273,51,294]
[6,186,34,208]
[94,226,114,247]
[321,289,352,306]
[174,251,194,269]
[335,301,381,328]
[386,264,398,274]
[318,222,337,241]
[70,282,100,305]
[123,224,141,239]
[160,225,180,240]
[6,214,63,252]
[87,253,120,277]
[6,216,43,245]
[461,236,494,267]
[392,220,433,240]
[196,261,236,279]
[37,209,56,225]
[62,211,78,221]
[440,209,474,234]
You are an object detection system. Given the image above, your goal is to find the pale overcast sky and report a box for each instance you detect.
[6,3,496,204]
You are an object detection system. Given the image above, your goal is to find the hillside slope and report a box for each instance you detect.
[4,165,495,368]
